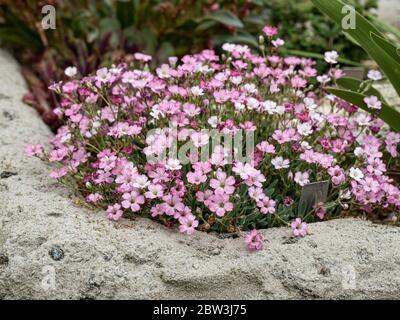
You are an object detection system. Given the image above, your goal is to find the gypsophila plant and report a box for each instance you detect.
[25,26,400,250]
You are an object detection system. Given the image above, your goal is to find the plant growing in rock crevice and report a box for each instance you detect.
[25,26,400,247]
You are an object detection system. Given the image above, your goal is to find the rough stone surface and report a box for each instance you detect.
[374,83,400,112]
[1,50,400,300]
[378,0,400,28]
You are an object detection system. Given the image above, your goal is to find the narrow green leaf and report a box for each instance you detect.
[116,0,135,29]
[282,49,362,66]
[370,32,400,63]
[311,0,400,97]
[327,88,400,131]
[201,10,244,29]
[365,12,400,41]
[336,77,388,104]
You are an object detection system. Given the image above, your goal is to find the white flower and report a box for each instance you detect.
[297,123,313,136]
[272,38,285,47]
[246,97,259,110]
[190,132,209,148]
[354,147,364,157]
[207,116,219,128]
[364,95,382,110]
[354,113,372,126]
[165,159,182,171]
[261,100,277,114]
[367,70,382,81]
[349,167,364,182]
[222,43,236,52]
[301,141,312,150]
[133,175,150,189]
[244,83,258,94]
[269,80,280,93]
[340,189,352,200]
[304,97,317,110]
[275,105,285,115]
[234,102,245,112]
[168,56,178,66]
[191,86,204,96]
[294,171,310,186]
[325,94,336,102]
[64,66,77,77]
[150,104,164,119]
[96,67,111,83]
[271,156,290,170]
[156,64,171,79]
[231,76,242,85]
[317,75,331,84]
[324,51,339,64]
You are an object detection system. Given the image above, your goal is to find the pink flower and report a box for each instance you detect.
[179,215,199,235]
[121,190,145,212]
[162,194,185,216]
[86,193,103,203]
[209,170,235,194]
[187,171,207,185]
[150,204,165,217]
[314,203,327,220]
[208,193,233,217]
[257,141,276,154]
[328,166,346,185]
[196,189,213,204]
[366,158,386,176]
[106,204,123,221]
[232,162,258,180]
[48,148,68,162]
[291,77,307,89]
[256,197,276,214]
[244,229,264,251]
[367,70,382,81]
[360,177,380,193]
[98,155,117,172]
[291,218,308,237]
[364,96,382,110]
[190,131,209,148]
[271,156,290,170]
[248,187,264,201]
[24,144,44,157]
[145,184,164,199]
[134,52,152,62]
[49,167,68,179]
[262,25,278,37]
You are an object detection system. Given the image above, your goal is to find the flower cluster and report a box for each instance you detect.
[25,26,400,250]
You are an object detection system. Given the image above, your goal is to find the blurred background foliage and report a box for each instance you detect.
[0,0,390,129]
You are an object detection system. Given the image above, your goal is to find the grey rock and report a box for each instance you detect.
[1,50,400,299]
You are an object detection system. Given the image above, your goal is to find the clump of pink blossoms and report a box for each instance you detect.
[25,26,400,251]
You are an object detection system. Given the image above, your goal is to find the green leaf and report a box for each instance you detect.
[365,12,400,42]
[311,0,400,97]
[336,77,388,104]
[116,0,135,29]
[212,33,259,49]
[327,88,400,132]
[195,20,218,32]
[281,49,362,66]
[201,10,244,29]
[370,32,400,63]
